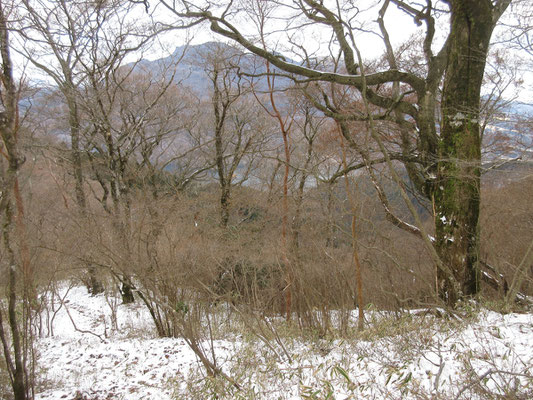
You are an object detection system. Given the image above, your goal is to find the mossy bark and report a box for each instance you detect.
[434,1,494,305]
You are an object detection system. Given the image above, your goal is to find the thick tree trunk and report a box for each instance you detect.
[434,1,494,305]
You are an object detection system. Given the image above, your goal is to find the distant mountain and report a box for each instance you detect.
[481,99,533,183]
[27,41,533,167]
[506,101,533,116]
[483,100,533,160]
[136,44,532,161]
[132,41,293,96]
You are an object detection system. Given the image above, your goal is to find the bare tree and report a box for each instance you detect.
[255,67,296,319]
[496,0,533,56]
[15,0,147,295]
[0,1,33,398]
[17,0,105,211]
[160,0,516,306]
[289,98,325,254]
[198,43,262,228]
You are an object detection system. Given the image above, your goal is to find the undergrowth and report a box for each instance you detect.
[164,304,532,399]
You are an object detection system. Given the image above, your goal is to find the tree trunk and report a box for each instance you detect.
[220,185,230,228]
[67,93,106,296]
[4,205,28,400]
[120,276,135,304]
[434,1,494,305]
[66,94,86,211]
[212,68,232,229]
[0,5,32,397]
[88,266,104,295]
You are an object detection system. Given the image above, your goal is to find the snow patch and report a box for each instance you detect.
[34,286,533,400]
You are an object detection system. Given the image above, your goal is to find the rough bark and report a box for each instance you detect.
[434,0,495,305]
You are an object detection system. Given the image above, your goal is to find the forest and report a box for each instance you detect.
[0,0,532,399]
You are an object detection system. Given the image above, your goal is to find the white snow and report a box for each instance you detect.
[34,285,533,399]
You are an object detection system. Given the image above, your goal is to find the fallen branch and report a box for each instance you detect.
[479,260,532,306]
[57,292,106,343]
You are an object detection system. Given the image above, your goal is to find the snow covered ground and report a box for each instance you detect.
[34,284,532,399]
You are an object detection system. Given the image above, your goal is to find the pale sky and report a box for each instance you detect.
[147,0,531,103]
[14,0,533,104]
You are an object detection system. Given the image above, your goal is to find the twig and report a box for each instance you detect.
[454,368,532,400]
[58,294,106,343]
